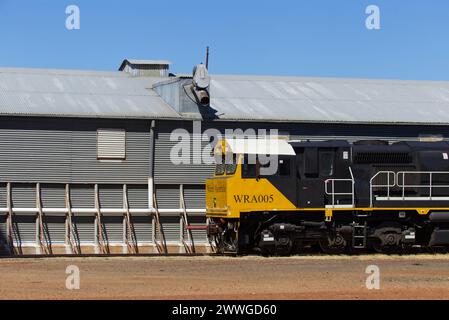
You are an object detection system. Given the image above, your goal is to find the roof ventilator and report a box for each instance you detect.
[190,63,210,106]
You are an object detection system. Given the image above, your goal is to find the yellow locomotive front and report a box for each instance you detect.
[206,138,297,253]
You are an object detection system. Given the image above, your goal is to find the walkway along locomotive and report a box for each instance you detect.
[206,138,449,255]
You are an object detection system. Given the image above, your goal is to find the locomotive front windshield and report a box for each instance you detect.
[214,162,225,175]
[214,154,238,176]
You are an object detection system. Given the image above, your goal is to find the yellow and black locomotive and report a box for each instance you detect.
[206,138,449,255]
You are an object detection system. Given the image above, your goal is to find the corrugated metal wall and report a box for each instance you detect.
[41,184,66,208]
[43,216,66,244]
[102,216,124,243]
[71,130,150,184]
[131,216,153,243]
[0,184,6,208]
[0,129,71,182]
[72,216,95,244]
[185,215,208,244]
[154,122,214,185]
[0,117,150,184]
[154,185,205,209]
[11,184,36,208]
[127,185,148,209]
[159,216,181,243]
[184,186,206,209]
[70,185,95,208]
[12,215,36,244]
[98,186,123,208]
[155,185,179,209]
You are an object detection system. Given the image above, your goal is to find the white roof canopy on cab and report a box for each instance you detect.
[215,138,296,156]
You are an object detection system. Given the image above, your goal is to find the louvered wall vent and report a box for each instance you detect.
[97,129,126,160]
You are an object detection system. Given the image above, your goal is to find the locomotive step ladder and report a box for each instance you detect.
[352,222,368,249]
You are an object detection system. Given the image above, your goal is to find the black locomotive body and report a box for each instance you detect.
[206,139,449,255]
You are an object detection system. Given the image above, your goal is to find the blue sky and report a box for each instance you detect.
[0,0,448,80]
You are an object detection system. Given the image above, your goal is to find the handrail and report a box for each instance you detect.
[370,171,449,205]
[369,171,396,207]
[349,166,355,181]
[397,171,449,200]
[324,167,355,208]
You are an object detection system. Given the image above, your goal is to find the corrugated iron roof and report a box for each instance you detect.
[208,75,449,124]
[2,67,449,125]
[0,67,180,119]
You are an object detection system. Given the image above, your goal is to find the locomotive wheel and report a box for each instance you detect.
[319,242,346,254]
[223,231,238,254]
[319,235,346,255]
[275,242,293,256]
[215,232,225,254]
[215,230,238,254]
[372,222,403,254]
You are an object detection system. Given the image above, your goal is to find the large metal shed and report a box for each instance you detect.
[1,60,449,255]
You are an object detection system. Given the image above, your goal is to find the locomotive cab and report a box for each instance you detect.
[293,140,352,208]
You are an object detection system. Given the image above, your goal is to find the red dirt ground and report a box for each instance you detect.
[1,254,449,299]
